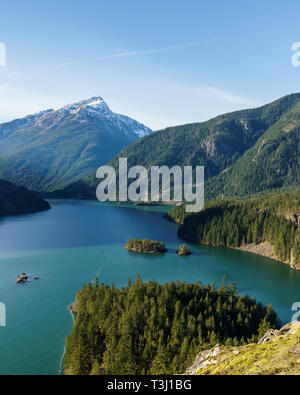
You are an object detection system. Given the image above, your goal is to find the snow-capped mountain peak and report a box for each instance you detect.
[0,96,152,142]
[61,97,110,115]
[0,96,152,192]
[55,96,152,138]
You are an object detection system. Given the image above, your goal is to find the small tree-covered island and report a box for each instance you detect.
[177,244,191,256]
[125,238,167,254]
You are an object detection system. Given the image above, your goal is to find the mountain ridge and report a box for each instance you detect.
[0,97,152,192]
[52,93,300,200]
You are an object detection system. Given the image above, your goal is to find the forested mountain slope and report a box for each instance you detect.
[0,179,50,216]
[56,93,300,200]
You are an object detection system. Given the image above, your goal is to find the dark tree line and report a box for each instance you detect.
[167,191,300,269]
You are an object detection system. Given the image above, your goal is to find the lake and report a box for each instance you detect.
[0,200,299,375]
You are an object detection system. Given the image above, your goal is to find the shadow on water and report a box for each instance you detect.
[0,200,180,253]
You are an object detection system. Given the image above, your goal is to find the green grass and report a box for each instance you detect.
[196,324,300,375]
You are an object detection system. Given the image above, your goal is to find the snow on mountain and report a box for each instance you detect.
[56,96,152,138]
[61,97,110,115]
[0,97,152,192]
[3,97,152,139]
[0,109,54,139]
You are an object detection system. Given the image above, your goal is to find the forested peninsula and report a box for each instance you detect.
[166,190,300,270]
[64,278,279,375]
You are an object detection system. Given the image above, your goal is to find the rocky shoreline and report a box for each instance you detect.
[181,239,299,271]
[235,242,299,271]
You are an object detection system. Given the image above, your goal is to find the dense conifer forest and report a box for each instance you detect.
[64,277,279,375]
[166,190,300,269]
[0,179,50,216]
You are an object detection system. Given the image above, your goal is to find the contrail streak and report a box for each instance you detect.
[47,41,211,70]
[0,40,213,94]
[0,76,19,94]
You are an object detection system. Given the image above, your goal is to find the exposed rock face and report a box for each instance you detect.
[252,139,269,162]
[237,242,299,271]
[186,322,300,375]
[257,329,280,345]
[185,344,222,375]
[290,248,299,271]
[201,136,233,158]
[16,273,28,284]
[258,322,299,345]
[286,212,299,224]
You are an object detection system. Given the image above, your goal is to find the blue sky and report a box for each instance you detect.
[0,0,300,129]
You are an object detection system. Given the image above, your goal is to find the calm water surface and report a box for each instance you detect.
[0,200,299,375]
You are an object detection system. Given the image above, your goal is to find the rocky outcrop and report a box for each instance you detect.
[290,248,300,271]
[186,344,223,375]
[252,139,268,162]
[16,273,28,284]
[186,322,300,375]
[237,242,276,260]
[286,212,299,224]
[258,322,299,344]
[236,242,299,271]
[201,136,233,158]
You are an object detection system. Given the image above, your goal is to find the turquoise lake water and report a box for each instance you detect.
[0,199,299,375]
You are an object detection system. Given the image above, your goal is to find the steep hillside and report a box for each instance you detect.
[0,179,50,216]
[0,97,152,192]
[56,93,300,200]
[187,321,300,375]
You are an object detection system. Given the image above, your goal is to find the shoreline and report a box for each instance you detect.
[58,304,76,376]
[233,242,298,271]
[235,242,284,263]
[186,238,299,271]
[125,247,167,254]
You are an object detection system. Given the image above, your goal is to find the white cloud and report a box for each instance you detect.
[196,85,261,106]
